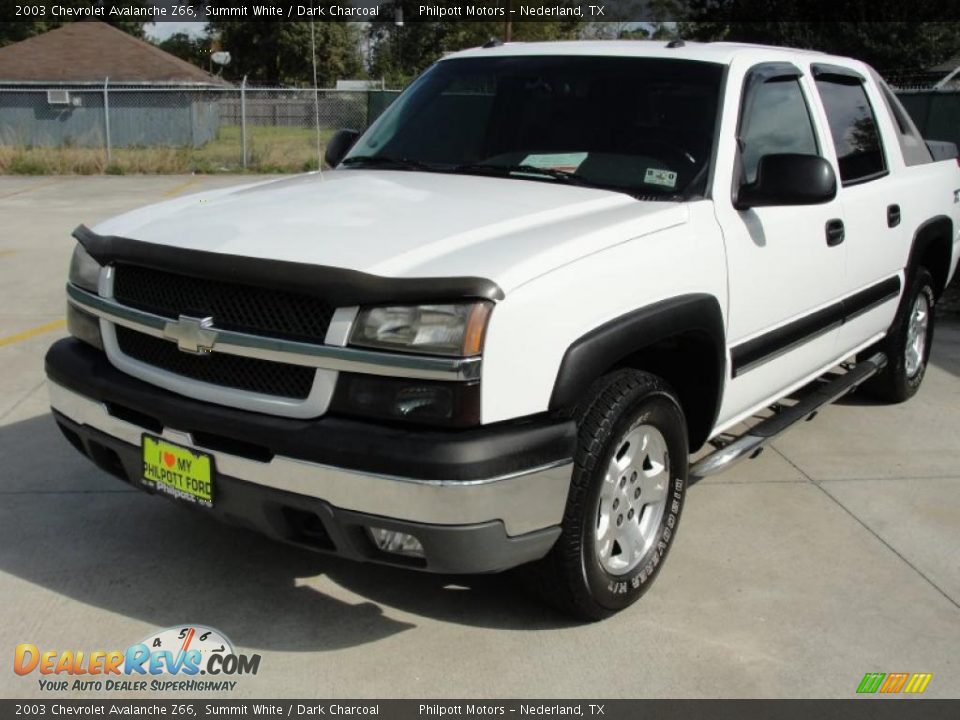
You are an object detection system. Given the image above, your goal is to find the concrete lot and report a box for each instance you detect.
[0,175,958,699]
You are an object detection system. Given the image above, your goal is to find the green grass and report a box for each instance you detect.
[0,125,337,175]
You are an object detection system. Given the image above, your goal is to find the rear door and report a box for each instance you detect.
[714,61,848,428]
[809,65,909,353]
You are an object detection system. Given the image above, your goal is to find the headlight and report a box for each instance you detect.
[349,302,493,356]
[68,244,102,293]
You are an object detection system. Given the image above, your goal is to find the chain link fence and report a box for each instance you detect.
[0,83,401,174]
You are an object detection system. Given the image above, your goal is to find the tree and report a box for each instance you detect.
[207,20,364,86]
[155,31,212,70]
[367,10,584,86]
[0,3,146,48]
[678,3,960,74]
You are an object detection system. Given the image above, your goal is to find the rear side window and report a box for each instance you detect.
[739,78,819,183]
[815,78,887,184]
[874,74,932,167]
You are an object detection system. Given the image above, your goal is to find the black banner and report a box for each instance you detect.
[1,700,959,719]
[2,0,960,23]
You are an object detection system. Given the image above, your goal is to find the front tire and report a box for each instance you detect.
[533,370,688,621]
[861,267,936,403]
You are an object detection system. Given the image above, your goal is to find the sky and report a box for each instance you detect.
[145,22,208,41]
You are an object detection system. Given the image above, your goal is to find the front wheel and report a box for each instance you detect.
[532,370,688,621]
[861,267,936,403]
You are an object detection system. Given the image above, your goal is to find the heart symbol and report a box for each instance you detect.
[163,452,176,468]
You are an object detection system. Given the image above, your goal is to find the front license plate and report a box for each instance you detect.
[141,435,214,507]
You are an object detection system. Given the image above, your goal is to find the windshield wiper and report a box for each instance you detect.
[452,162,663,199]
[341,155,439,172]
[452,163,590,184]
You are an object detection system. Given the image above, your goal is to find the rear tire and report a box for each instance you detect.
[860,267,935,403]
[531,369,688,621]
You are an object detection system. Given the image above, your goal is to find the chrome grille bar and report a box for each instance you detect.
[67,283,482,382]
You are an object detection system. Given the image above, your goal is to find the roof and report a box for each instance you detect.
[0,22,227,85]
[445,39,846,67]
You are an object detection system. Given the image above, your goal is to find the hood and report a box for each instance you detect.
[93,170,689,294]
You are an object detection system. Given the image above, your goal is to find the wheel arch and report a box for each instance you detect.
[908,215,954,298]
[548,294,726,452]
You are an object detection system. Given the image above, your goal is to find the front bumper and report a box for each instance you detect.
[45,339,576,573]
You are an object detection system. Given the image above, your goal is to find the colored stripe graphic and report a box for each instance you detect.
[880,673,909,693]
[858,672,932,694]
[904,673,933,694]
[857,673,886,694]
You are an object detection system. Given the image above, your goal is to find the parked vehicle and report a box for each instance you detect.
[46,41,960,620]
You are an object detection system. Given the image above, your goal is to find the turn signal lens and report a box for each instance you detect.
[68,244,102,293]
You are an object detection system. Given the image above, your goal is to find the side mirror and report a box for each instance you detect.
[324,129,360,168]
[735,154,837,210]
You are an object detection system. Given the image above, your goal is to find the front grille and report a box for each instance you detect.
[113,264,335,344]
[116,327,315,400]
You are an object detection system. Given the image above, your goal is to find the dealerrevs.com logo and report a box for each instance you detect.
[14,625,260,693]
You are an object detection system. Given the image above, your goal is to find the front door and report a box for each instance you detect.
[713,61,848,429]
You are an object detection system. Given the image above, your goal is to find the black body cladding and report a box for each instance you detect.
[731,276,902,376]
[549,294,726,450]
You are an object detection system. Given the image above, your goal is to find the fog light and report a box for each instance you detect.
[329,373,481,427]
[368,527,425,558]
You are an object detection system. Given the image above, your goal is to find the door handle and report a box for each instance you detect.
[825,219,845,247]
[887,204,901,228]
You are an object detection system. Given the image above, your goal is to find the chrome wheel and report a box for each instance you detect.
[905,293,930,378]
[595,423,670,575]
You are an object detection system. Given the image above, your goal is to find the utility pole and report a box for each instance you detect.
[310,20,323,175]
[504,0,512,42]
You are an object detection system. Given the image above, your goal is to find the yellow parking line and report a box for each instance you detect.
[0,319,66,348]
[162,178,201,198]
[0,178,61,201]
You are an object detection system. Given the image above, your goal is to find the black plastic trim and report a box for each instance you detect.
[907,215,954,297]
[73,224,505,304]
[731,276,901,377]
[53,412,560,574]
[46,338,576,482]
[811,63,866,84]
[549,294,726,445]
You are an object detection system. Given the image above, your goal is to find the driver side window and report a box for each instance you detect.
[739,78,819,183]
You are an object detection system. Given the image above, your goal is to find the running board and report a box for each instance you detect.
[691,352,888,478]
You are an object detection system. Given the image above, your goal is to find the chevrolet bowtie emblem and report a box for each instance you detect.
[163,315,218,354]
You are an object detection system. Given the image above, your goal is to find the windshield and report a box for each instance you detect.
[346,55,724,199]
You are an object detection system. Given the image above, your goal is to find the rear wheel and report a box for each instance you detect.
[861,267,936,403]
[532,370,688,621]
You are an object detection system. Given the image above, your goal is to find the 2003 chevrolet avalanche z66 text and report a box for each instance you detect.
[46,41,960,620]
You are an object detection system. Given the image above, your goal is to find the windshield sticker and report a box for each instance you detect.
[521,153,588,172]
[644,168,678,188]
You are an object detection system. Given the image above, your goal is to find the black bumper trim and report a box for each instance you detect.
[45,338,576,482]
[54,412,560,574]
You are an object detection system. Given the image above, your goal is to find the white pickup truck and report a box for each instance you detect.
[47,41,960,620]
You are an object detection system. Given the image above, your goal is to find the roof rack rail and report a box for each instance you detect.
[666,39,686,49]
[483,38,503,49]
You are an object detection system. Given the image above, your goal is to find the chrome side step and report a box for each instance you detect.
[691,353,888,478]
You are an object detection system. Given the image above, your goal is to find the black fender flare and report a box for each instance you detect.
[907,215,954,297]
[548,294,726,449]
